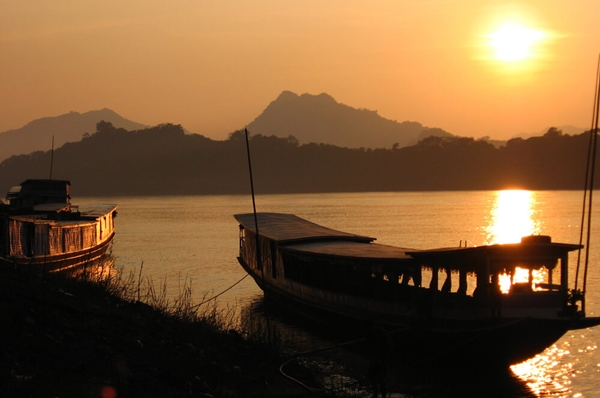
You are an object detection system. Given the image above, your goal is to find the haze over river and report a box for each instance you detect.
[80,191,600,397]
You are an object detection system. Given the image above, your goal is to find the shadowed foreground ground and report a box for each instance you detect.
[0,266,318,398]
[0,265,542,398]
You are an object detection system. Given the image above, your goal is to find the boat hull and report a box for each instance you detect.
[239,256,591,367]
[0,232,115,273]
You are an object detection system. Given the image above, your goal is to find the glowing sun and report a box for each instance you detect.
[488,23,547,62]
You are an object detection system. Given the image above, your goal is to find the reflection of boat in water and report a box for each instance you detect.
[234,212,600,367]
[0,179,117,272]
[240,295,539,397]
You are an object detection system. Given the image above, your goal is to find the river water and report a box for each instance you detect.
[79,191,600,397]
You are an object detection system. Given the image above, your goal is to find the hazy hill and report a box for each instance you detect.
[0,123,593,197]
[246,91,453,149]
[513,125,587,140]
[0,109,147,162]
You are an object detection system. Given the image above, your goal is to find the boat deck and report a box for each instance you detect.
[78,204,118,218]
[235,212,375,244]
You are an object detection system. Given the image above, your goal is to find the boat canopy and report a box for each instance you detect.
[234,213,375,244]
[406,235,583,274]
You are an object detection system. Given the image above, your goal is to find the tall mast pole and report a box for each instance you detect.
[582,55,600,314]
[244,128,271,342]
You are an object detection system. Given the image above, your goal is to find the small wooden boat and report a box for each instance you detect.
[0,179,117,272]
[234,212,600,367]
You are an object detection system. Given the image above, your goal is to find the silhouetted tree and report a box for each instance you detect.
[96,121,116,134]
[544,127,563,138]
[0,125,596,196]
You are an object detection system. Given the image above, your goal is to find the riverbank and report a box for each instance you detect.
[0,264,319,398]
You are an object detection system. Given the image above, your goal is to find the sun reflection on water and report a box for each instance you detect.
[485,190,540,245]
[484,191,577,394]
[487,190,543,293]
[511,336,598,397]
[511,344,573,396]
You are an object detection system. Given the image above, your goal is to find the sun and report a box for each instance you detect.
[473,4,556,76]
[488,23,547,62]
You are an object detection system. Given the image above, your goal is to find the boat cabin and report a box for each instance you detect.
[406,236,582,318]
[7,179,71,211]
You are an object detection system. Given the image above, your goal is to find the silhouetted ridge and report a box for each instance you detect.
[274,90,300,102]
[247,91,453,149]
[0,125,594,196]
[0,109,147,162]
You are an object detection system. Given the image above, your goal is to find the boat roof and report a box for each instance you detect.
[283,240,415,262]
[20,179,70,185]
[235,213,583,273]
[407,237,581,259]
[407,236,583,272]
[234,213,375,244]
[78,204,118,218]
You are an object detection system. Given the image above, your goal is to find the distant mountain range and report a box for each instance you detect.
[0,92,459,162]
[247,91,454,148]
[0,109,147,162]
[0,92,586,163]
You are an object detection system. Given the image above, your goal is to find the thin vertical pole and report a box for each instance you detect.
[575,60,600,290]
[582,55,600,314]
[244,128,270,342]
[244,128,262,271]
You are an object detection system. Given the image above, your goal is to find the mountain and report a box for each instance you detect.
[246,91,453,149]
[0,109,147,162]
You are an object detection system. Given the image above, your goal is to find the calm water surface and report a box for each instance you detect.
[80,191,600,397]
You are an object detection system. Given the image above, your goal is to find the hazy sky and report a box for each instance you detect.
[1,1,599,141]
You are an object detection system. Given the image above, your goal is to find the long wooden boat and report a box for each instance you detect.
[235,212,600,367]
[0,179,117,272]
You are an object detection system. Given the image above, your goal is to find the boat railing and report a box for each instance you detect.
[535,282,562,291]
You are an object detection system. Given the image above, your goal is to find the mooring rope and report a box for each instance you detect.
[180,273,249,313]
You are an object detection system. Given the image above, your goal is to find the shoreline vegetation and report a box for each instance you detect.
[0,257,339,398]
[0,256,539,397]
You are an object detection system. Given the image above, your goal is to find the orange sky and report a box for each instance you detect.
[1,1,599,141]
